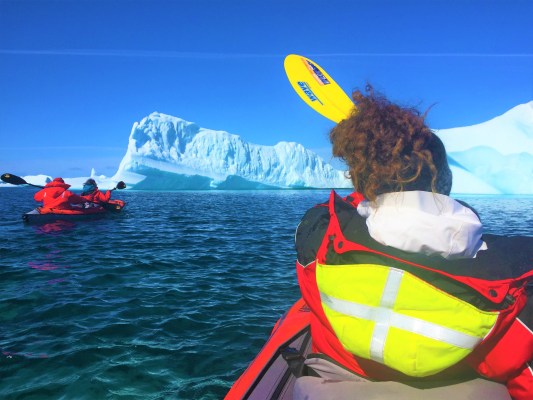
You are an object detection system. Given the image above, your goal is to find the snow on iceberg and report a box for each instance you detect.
[111,112,352,190]
[3,102,532,194]
[436,101,533,194]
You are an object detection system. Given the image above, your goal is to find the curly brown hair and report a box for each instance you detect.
[329,84,452,201]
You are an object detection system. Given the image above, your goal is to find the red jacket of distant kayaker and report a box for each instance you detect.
[295,190,533,400]
[34,178,85,210]
[81,189,111,204]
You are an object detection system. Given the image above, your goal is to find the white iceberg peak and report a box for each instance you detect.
[436,101,533,194]
[113,113,351,190]
[4,102,531,194]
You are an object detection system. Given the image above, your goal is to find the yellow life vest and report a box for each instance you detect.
[316,262,499,377]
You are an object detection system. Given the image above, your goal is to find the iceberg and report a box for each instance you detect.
[111,112,351,190]
[436,101,533,194]
[2,102,532,194]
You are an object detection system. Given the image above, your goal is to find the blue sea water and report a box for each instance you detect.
[1,188,532,399]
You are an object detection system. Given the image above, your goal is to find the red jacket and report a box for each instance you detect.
[296,191,533,399]
[81,189,111,204]
[34,179,84,210]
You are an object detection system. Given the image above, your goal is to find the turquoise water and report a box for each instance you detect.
[1,188,532,399]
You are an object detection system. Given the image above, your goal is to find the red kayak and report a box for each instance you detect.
[225,299,311,400]
[22,199,126,224]
[225,298,512,400]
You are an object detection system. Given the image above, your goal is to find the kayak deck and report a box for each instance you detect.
[225,298,512,400]
[22,200,126,224]
[23,209,107,223]
[244,326,310,399]
[225,299,310,399]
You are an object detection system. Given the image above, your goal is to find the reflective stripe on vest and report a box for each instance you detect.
[316,263,499,377]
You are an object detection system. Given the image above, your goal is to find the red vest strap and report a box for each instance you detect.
[302,190,533,391]
[317,190,533,303]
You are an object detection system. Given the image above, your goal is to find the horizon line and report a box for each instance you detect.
[1,49,532,58]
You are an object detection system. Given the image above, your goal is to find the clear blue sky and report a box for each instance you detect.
[1,0,532,177]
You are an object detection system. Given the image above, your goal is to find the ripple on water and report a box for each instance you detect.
[1,190,530,399]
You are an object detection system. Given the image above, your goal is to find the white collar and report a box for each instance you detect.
[357,191,487,260]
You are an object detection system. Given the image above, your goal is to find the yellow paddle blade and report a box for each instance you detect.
[284,54,355,123]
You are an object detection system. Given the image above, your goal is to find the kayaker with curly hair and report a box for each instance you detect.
[295,85,533,399]
[330,85,452,201]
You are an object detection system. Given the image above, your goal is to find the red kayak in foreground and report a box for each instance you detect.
[22,199,126,224]
[225,298,512,400]
[225,299,311,400]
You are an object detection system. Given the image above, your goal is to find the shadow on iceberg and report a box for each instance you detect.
[131,168,212,190]
[129,167,283,190]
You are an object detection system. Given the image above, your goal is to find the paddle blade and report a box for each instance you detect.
[102,200,125,212]
[1,173,28,185]
[284,54,355,123]
[116,181,126,190]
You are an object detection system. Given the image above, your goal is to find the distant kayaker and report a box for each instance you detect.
[295,85,533,399]
[34,177,85,210]
[81,178,111,204]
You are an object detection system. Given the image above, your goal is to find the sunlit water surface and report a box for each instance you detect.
[1,188,531,399]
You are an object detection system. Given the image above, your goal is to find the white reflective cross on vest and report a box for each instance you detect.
[320,268,481,364]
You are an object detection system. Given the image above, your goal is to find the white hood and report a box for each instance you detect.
[357,191,487,260]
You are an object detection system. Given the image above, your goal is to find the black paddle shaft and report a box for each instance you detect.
[2,173,125,191]
[1,173,44,188]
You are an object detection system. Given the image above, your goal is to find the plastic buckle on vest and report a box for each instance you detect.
[281,346,306,378]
